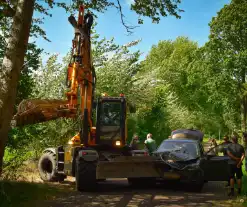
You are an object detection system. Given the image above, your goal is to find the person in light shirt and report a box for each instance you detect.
[144,133,157,154]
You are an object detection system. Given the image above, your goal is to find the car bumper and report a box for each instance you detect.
[155,161,203,183]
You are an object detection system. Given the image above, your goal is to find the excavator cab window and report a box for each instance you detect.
[100,102,121,126]
[95,97,126,146]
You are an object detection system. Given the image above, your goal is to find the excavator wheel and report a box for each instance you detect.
[75,156,97,192]
[38,151,65,182]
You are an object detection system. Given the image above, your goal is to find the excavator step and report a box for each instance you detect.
[57,162,64,171]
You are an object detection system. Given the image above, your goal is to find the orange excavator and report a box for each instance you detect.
[13,5,158,191]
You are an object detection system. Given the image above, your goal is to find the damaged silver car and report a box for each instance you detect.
[152,129,230,192]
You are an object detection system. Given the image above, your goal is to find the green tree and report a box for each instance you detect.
[141,37,231,137]
[205,0,247,132]
[0,0,35,174]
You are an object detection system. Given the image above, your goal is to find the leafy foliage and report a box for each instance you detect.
[205,0,247,131]
[140,36,234,137]
[1,0,183,38]
[131,0,183,24]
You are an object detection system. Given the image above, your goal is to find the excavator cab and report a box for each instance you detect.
[95,96,126,147]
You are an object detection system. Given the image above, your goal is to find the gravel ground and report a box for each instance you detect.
[41,178,242,207]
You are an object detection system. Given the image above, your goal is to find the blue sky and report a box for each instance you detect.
[34,0,231,62]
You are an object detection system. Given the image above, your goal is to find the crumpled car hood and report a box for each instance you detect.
[156,150,196,161]
[154,150,199,170]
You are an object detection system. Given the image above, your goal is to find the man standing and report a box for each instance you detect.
[130,134,140,150]
[144,133,157,154]
[222,135,232,187]
[222,135,232,156]
[227,135,245,196]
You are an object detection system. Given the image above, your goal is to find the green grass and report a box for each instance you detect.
[0,180,73,207]
[230,161,247,206]
[242,163,247,194]
[239,163,247,206]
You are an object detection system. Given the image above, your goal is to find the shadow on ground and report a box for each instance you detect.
[0,179,74,207]
[42,178,243,207]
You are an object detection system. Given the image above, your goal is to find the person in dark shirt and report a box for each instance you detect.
[222,135,232,156]
[129,135,140,150]
[227,135,245,196]
[222,135,232,187]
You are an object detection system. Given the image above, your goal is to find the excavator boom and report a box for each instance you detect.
[13,6,94,130]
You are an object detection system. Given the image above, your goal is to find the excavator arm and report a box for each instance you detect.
[13,5,95,144]
[66,5,95,145]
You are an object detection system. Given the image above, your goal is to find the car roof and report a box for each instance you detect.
[162,139,199,143]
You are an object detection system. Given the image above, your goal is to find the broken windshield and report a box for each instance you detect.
[157,141,200,160]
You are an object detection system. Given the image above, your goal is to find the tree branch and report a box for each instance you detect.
[116,0,138,35]
[0,0,16,17]
[0,6,15,17]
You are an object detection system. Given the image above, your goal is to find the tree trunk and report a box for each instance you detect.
[0,0,35,175]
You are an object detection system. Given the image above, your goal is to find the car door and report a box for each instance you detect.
[200,143,230,181]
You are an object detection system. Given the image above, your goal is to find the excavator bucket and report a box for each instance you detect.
[12,99,77,127]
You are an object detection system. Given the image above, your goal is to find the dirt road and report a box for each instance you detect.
[42,178,242,207]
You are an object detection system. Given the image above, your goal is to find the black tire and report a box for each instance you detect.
[75,156,97,192]
[38,151,65,182]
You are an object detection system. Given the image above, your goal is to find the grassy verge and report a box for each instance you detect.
[1,161,74,207]
[238,163,247,206]
[0,180,73,207]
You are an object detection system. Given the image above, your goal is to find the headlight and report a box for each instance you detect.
[115,140,121,146]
